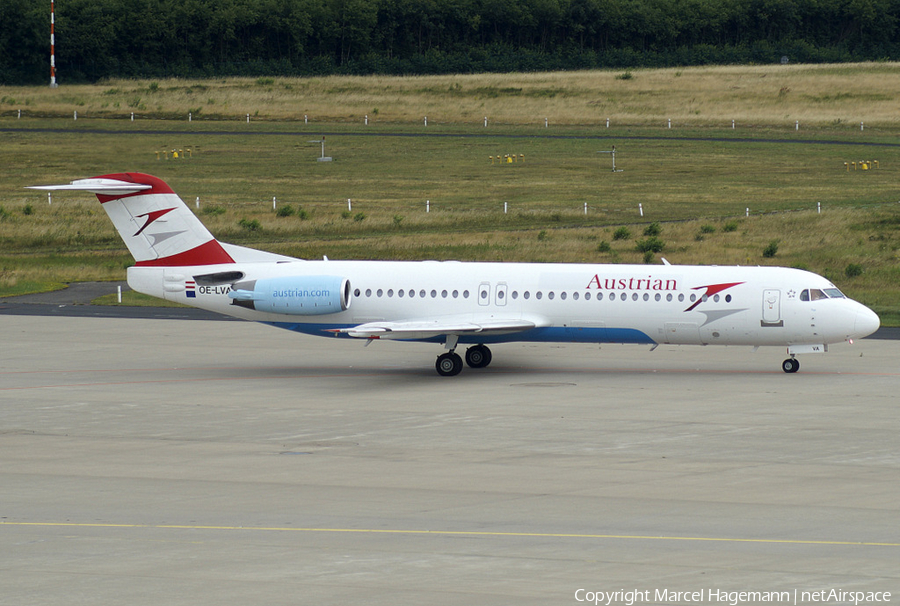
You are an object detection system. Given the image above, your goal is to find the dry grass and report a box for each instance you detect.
[4,62,900,128]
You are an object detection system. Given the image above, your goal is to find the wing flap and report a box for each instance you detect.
[336,317,540,340]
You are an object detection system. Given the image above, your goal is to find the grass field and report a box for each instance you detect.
[2,64,899,323]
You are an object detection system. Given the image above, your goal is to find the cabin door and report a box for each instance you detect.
[762,289,783,326]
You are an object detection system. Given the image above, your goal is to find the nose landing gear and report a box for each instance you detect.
[782,357,800,373]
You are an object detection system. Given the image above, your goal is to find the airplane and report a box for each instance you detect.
[28,172,880,376]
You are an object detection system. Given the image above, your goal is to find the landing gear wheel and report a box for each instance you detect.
[436,352,463,376]
[465,345,493,369]
[782,358,800,373]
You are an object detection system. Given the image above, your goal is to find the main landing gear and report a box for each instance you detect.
[781,357,800,373]
[435,342,493,376]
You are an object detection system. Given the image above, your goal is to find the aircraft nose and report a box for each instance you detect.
[853,305,880,339]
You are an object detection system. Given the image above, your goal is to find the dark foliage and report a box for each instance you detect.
[3,0,899,84]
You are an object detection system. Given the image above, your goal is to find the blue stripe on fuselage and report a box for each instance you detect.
[263,322,655,345]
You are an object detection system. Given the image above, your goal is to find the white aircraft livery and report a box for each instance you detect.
[29,172,880,376]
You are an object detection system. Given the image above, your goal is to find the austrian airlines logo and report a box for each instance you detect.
[134,208,176,236]
[684,282,744,312]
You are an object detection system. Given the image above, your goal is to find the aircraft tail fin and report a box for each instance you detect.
[28,173,234,266]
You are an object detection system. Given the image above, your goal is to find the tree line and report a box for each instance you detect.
[2,0,898,84]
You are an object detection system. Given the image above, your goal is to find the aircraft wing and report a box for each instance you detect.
[333,316,543,341]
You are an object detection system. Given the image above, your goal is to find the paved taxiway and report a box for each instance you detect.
[2,314,898,605]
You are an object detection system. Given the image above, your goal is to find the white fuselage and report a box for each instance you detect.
[128,260,878,348]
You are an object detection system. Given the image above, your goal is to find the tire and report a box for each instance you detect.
[465,345,492,369]
[782,358,800,373]
[436,352,463,376]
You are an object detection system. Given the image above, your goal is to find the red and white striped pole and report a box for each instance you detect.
[50,0,58,87]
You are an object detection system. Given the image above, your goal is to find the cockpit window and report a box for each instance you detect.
[800,288,845,301]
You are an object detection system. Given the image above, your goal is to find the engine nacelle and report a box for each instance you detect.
[228,275,351,315]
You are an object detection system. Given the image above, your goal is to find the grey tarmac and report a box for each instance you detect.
[1,314,897,606]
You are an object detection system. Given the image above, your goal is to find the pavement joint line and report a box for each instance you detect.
[2,521,897,548]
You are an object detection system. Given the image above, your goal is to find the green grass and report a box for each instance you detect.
[91,291,190,307]
[2,73,900,324]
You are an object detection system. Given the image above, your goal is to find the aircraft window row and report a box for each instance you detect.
[353,287,733,304]
[357,288,472,299]
[800,288,846,301]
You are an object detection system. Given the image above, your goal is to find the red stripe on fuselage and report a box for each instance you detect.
[134,240,235,267]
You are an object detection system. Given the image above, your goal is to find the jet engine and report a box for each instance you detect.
[228,275,351,315]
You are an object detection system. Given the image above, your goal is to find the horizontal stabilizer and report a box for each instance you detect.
[27,178,152,196]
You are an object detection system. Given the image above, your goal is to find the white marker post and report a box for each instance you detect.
[639,203,643,217]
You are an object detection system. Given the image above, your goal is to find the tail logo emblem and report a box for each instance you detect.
[134,208,176,236]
